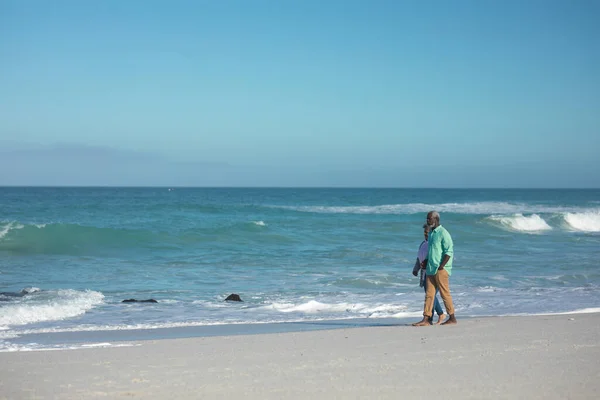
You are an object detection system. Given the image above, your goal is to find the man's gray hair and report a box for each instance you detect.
[428,211,440,223]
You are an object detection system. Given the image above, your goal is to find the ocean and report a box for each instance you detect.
[1,187,599,351]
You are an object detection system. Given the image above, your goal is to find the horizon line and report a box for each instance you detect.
[1,185,599,190]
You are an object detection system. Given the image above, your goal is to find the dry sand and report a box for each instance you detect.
[1,314,599,399]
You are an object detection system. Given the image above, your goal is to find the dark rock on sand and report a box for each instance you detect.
[122,299,158,303]
[225,293,243,302]
[0,287,41,301]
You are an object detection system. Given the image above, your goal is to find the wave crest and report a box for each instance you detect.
[487,214,552,233]
[273,202,587,215]
[0,289,104,327]
[0,222,160,255]
[563,211,600,232]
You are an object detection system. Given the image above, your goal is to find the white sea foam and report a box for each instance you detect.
[366,304,416,318]
[272,202,586,215]
[508,307,600,317]
[476,286,504,293]
[21,287,41,294]
[0,289,104,327]
[389,310,424,318]
[80,342,116,348]
[265,300,375,314]
[562,211,600,232]
[264,300,411,317]
[0,341,139,353]
[0,222,14,240]
[267,300,351,313]
[0,318,322,339]
[252,221,266,226]
[157,299,179,304]
[0,221,43,240]
[555,307,600,315]
[487,214,552,232]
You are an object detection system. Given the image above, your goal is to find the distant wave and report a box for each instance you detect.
[0,221,161,254]
[271,202,590,215]
[0,289,104,328]
[487,214,552,233]
[485,211,600,233]
[0,220,280,255]
[563,211,600,232]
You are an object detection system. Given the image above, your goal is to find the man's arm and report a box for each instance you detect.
[438,255,450,270]
[438,230,454,270]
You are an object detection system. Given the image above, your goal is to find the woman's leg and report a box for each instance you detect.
[433,289,444,316]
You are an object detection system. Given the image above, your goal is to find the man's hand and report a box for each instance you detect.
[438,255,450,271]
[412,270,418,277]
[420,259,427,269]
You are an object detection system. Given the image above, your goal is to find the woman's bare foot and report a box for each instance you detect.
[412,317,432,327]
[436,313,447,325]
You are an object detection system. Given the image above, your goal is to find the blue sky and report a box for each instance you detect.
[1,0,599,187]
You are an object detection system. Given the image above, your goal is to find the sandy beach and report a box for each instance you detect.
[1,314,599,399]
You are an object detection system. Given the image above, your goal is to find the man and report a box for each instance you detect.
[412,224,446,324]
[413,211,457,326]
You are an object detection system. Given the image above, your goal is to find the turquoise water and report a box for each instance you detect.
[1,187,599,350]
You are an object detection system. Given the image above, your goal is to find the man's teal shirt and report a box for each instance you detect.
[426,225,454,276]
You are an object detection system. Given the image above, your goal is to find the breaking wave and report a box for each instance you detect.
[0,289,104,328]
[0,220,279,255]
[487,214,552,233]
[562,211,600,232]
[0,221,161,254]
[272,202,589,215]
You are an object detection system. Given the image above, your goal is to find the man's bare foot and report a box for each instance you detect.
[436,313,447,325]
[441,314,457,325]
[412,317,432,327]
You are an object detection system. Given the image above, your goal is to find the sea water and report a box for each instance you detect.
[1,187,599,351]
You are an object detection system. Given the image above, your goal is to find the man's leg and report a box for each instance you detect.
[423,275,434,322]
[435,269,457,325]
[412,275,437,326]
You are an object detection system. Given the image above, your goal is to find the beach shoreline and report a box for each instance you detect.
[2,315,420,351]
[1,313,599,399]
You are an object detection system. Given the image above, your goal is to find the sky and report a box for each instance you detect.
[1,0,599,187]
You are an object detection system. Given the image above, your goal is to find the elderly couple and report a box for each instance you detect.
[411,211,457,326]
